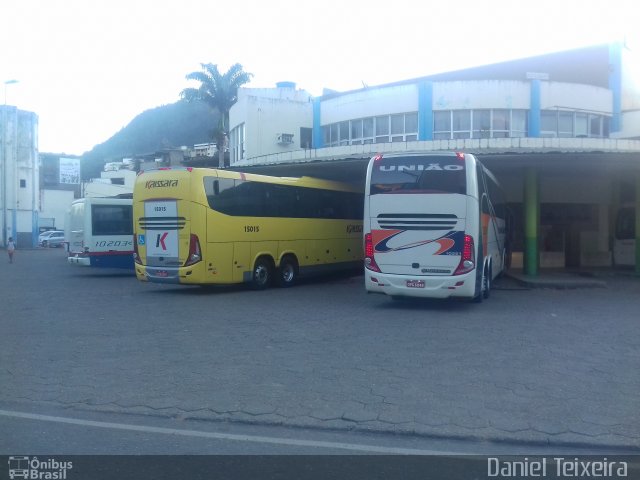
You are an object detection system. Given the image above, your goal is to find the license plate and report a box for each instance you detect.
[156,270,169,278]
[406,280,425,288]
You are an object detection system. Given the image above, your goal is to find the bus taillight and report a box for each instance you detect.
[453,234,475,275]
[185,234,202,266]
[364,233,381,272]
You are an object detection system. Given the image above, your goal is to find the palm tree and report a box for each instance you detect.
[180,63,253,168]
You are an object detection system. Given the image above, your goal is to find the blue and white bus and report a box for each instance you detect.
[363,152,508,302]
[66,196,134,269]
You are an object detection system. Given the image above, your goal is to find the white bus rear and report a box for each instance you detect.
[364,152,507,301]
[66,197,134,269]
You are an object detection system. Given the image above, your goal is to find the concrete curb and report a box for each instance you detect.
[505,271,607,289]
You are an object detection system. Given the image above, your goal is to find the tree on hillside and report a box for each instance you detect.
[180,63,253,168]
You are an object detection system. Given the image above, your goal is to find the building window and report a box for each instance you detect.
[492,109,510,138]
[230,123,246,164]
[20,179,26,188]
[363,117,374,144]
[452,110,471,139]
[375,116,389,143]
[433,111,451,140]
[575,113,588,137]
[404,113,418,141]
[558,112,573,137]
[541,110,610,138]
[511,110,527,137]
[436,109,529,139]
[339,121,349,146]
[473,110,491,138]
[322,112,418,146]
[351,119,363,145]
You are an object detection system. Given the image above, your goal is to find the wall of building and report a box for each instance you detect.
[41,189,75,231]
[226,43,640,270]
[1,106,39,247]
[84,170,136,197]
[615,111,640,139]
[541,82,612,113]
[433,80,530,110]
[230,87,313,162]
[321,84,419,123]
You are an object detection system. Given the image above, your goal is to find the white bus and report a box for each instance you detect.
[66,196,134,269]
[613,205,636,267]
[364,152,508,302]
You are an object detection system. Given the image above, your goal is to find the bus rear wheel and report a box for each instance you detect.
[251,257,273,290]
[473,264,489,303]
[483,264,491,299]
[277,255,298,288]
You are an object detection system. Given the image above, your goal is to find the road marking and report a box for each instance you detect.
[0,409,457,455]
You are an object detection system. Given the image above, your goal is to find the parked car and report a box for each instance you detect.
[38,230,56,244]
[40,230,65,248]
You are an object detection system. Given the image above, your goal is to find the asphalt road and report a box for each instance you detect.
[1,248,639,454]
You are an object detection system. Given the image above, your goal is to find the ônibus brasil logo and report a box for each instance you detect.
[8,456,73,479]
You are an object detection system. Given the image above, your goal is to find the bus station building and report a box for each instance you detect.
[228,41,640,275]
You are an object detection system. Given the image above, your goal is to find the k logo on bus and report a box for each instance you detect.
[156,232,168,250]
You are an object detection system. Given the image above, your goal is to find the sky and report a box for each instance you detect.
[1,0,636,156]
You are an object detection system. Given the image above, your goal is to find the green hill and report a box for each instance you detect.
[81,100,219,180]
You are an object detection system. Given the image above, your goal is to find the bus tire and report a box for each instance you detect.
[251,257,273,290]
[483,263,491,299]
[277,255,298,288]
[472,263,487,303]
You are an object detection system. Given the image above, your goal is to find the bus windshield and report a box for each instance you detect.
[91,204,133,236]
[369,155,466,195]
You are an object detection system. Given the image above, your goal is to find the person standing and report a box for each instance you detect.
[7,237,15,263]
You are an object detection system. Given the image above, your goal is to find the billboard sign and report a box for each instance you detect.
[59,157,80,184]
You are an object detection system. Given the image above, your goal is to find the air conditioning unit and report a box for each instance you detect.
[276,133,294,145]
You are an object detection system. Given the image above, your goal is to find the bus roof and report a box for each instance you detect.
[138,167,363,193]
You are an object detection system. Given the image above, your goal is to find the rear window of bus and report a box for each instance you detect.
[370,156,466,195]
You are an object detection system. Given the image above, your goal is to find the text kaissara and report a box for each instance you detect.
[145,179,179,189]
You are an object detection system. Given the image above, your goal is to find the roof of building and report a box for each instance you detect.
[320,43,612,100]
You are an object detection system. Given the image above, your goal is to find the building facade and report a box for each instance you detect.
[228,42,640,274]
[0,105,39,247]
[39,153,82,232]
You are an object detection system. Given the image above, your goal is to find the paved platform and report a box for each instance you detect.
[3,250,640,452]
[505,269,610,289]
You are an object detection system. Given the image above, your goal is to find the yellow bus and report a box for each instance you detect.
[133,167,364,288]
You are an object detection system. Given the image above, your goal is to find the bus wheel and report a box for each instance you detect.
[473,265,487,303]
[483,264,491,299]
[277,255,298,288]
[251,257,272,290]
